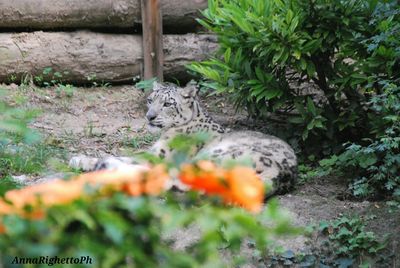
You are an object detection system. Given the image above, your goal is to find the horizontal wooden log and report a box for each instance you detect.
[0,0,207,31]
[0,31,217,84]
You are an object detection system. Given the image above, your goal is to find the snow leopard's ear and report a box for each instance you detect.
[152,81,163,91]
[181,80,199,98]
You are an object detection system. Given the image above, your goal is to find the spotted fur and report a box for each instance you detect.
[145,82,297,195]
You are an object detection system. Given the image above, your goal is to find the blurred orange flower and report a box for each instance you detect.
[0,160,264,235]
[143,164,170,195]
[180,161,227,194]
[0,164,169,220]
[179,161,265,213]
[223,167,265,213]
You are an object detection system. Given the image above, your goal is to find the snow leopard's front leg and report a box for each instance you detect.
[150,139,171,159]
[69,155,137,171]
[69,136,172,172]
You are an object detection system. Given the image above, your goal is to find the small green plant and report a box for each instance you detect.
[38,67,69,87]
[55,84,75,98]
[0,143,58,178]
[135,78,158,92]
[319,216,386,260]
[9,74,17,83]
[132,75,141,83]
[269,250,321,267]
[298,164,330,184]
[87,74,111,88]
[83,121,95,138]
[86,73,97,82]
[386,200,400,213]
[126,134,159,149]
[18,74,35,90]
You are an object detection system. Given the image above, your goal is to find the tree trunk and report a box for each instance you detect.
[0,0,207,32]
[0,31,218,84]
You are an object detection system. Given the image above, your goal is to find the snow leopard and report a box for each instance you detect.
[70,81,298,198]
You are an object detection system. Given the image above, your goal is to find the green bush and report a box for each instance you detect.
[320,82,399,198]
[189,0,397,151]
[319,2,400,198]
[189,0,399,198]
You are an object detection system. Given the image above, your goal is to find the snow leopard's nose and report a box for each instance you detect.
[146,110,157,121]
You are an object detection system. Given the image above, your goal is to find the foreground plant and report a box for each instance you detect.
[0,162,297,267]
[0,161,267,220]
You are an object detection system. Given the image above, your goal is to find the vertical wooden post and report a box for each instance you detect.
[141,0,164,81]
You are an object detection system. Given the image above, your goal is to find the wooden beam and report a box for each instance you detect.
[141,0,164,81]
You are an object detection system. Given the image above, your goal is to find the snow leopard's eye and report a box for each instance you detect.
[164,102,172,107]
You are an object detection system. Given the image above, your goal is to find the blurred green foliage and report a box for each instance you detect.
[0,192,299,267]
[0,93,40,145]
[0,89,65,196]
[0,90,44,177]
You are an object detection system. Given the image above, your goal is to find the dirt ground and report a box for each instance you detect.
[2,84,399,267]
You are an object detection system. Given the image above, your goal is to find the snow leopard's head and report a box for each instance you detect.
[145,81,199,133]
